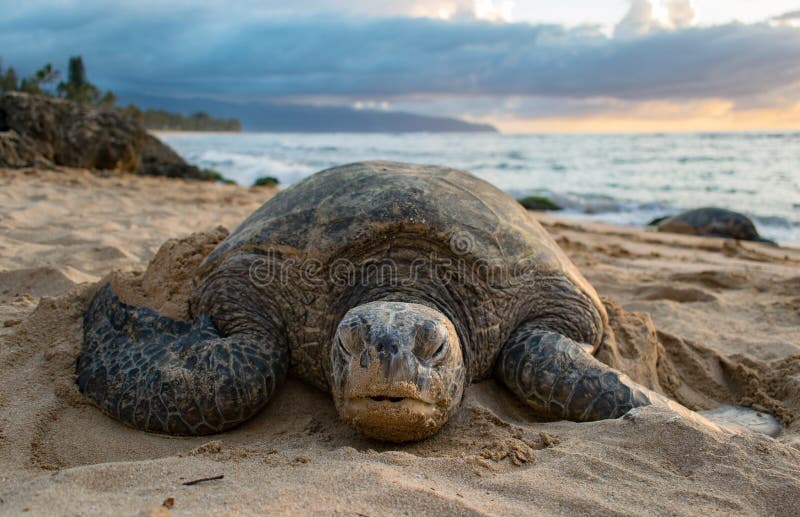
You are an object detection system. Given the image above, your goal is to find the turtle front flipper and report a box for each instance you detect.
[77,283,288,435]
[495,323,777,435]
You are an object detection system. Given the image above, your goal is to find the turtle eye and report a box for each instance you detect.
[417,320,448,359]
[432,339,448,360]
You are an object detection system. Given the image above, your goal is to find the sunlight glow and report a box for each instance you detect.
[486,100,800,133]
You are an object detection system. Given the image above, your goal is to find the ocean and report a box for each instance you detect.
[161,132,800,244]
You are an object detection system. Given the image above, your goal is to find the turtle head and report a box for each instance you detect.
[330,301,466,442]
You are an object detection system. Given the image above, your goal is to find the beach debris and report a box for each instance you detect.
[291,455,311,465]
[182,474,224,486]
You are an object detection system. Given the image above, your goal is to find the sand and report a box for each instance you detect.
[1,166,799,516]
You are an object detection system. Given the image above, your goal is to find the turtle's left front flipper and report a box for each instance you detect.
[495,323,776,435]
[77,283,288,435]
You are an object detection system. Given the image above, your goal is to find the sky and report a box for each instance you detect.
[2,0,800,132]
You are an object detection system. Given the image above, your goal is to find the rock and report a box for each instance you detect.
[0,130,45,167]
[652,207,777,245]
[0,92,143,171]
[0,92,211,180]
[646,215,669,226]
[137,133,208,180]
[252,176,280,188]
[517,195,562,211]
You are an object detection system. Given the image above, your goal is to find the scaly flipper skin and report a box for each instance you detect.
[77,284,288,435]
[496,323,726,430]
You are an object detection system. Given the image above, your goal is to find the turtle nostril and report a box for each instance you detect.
[375,340,399,357]
[359,350,371,368]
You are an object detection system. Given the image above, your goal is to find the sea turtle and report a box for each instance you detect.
[77,162,779,442]
[650,207,776,245]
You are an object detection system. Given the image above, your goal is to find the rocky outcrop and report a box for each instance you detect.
[649,207,777,245]
[138,133,207,179]
[0,92,209,180]
[0,130,42,167]
[0,92,143,170]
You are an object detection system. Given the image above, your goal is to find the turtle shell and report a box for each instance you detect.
[193,161,605,387]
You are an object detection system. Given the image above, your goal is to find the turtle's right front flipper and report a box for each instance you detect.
[77,283,288,435]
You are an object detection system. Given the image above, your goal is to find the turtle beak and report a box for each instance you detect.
[363,331,418,383]
[329,301,466,442]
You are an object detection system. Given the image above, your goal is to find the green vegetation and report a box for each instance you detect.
[122,106,241,132]
[1,61,59,96]
[1,56,240,131]
[0,62,18,92]
[56,56,116,106]
[253,176,280,188]
[517,195,562,211]
[202,169,236,185]
[22,63,60,95]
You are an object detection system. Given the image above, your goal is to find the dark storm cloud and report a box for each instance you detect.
[2,2,800,102]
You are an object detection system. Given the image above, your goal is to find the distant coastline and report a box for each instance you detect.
[117,92,498,133]
[151,130,242,136]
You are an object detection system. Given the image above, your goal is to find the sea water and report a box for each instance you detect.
[161,132,800,244]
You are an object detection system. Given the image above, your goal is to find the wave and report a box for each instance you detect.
[187,149,315,186]
[162,132,800,244]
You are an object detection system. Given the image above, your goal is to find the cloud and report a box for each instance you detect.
[667,0,694,29]
[0,0,504,23]
[773,9,800,21]
[773,9,800,24]
[473,0,516,22]
[614,0,695,37]
[614,0,659,38]
[1,1,799,110]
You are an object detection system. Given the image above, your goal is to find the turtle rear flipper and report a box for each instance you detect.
[699,406,781,438]
[77,283,288,435]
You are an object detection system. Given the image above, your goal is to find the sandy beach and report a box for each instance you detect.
[1,166,799,516]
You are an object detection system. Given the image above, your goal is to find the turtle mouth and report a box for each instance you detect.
[369,396,404,403]
[337,395,444,442]
[344,396,437,415]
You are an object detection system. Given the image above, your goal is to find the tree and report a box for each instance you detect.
[68,56,87,87]
[0,65,19,93]
[19,63,59,95]
[57,55,101,105]
[35,63,59,86]
[99,91,116,108]
[121,104,144,124]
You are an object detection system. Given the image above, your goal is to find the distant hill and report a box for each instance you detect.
[128,107,242,132]
[115,93,497,133]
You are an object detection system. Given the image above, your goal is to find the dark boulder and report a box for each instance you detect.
[0,92,210,180]
[652,207,776,245]
[517,195,562,211]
